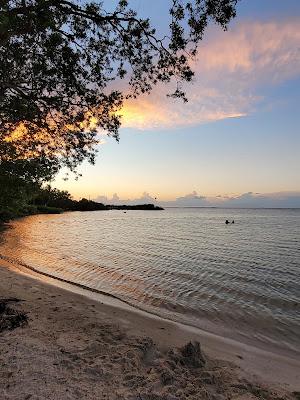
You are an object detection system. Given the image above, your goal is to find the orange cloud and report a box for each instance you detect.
[118,19,300,130]
[119,88,247,130]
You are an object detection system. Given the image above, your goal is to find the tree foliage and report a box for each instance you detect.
[0,0,237,177]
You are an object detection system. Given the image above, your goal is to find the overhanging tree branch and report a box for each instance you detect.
[0,0,238,180]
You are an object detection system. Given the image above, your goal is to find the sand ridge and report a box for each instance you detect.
[0,264,299,399]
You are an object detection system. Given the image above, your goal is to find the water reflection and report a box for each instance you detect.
[0,208,299,356]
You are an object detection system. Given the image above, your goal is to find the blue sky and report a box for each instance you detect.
[55,0,300,206]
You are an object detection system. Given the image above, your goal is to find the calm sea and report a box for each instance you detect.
[0,208,299,357]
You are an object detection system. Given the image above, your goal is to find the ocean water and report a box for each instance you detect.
[0,208,299,357]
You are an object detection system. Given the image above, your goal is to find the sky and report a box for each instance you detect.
[54,0,300,207]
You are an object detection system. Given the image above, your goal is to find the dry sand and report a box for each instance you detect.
[0,259,299,400]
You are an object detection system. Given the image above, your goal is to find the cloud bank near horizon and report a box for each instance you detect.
[94,191,300,208]
[118,19,300,130]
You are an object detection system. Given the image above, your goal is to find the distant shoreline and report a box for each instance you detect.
[163,206,300,210]
[0,203,163,225]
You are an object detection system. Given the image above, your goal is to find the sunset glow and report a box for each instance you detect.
[53,0,300,206]
[1,2,300,398]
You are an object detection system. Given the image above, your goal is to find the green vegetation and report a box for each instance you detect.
[0,182,163,224]
[107,204,163,211]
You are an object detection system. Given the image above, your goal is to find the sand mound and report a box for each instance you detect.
[1,317,295,399]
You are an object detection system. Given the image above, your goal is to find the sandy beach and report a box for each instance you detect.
[1,258,299,400]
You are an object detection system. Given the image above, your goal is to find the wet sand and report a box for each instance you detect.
[0,259,299,400]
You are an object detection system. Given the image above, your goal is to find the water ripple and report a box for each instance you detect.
[0,208,299,356]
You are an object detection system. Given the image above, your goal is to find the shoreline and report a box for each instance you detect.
[1,258,299,398]
[1,209,299,364]
[1,251,299,362]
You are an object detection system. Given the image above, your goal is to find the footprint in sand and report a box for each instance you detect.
[56,333,90,352]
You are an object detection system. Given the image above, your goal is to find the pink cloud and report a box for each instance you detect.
[196,19,300,81]
[119,19,300,130]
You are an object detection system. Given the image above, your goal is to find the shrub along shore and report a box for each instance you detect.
[0,184,163,224]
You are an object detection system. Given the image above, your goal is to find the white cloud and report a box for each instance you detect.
[94,191,300,208]
[217,191,300,208]
[94,191,157,205]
